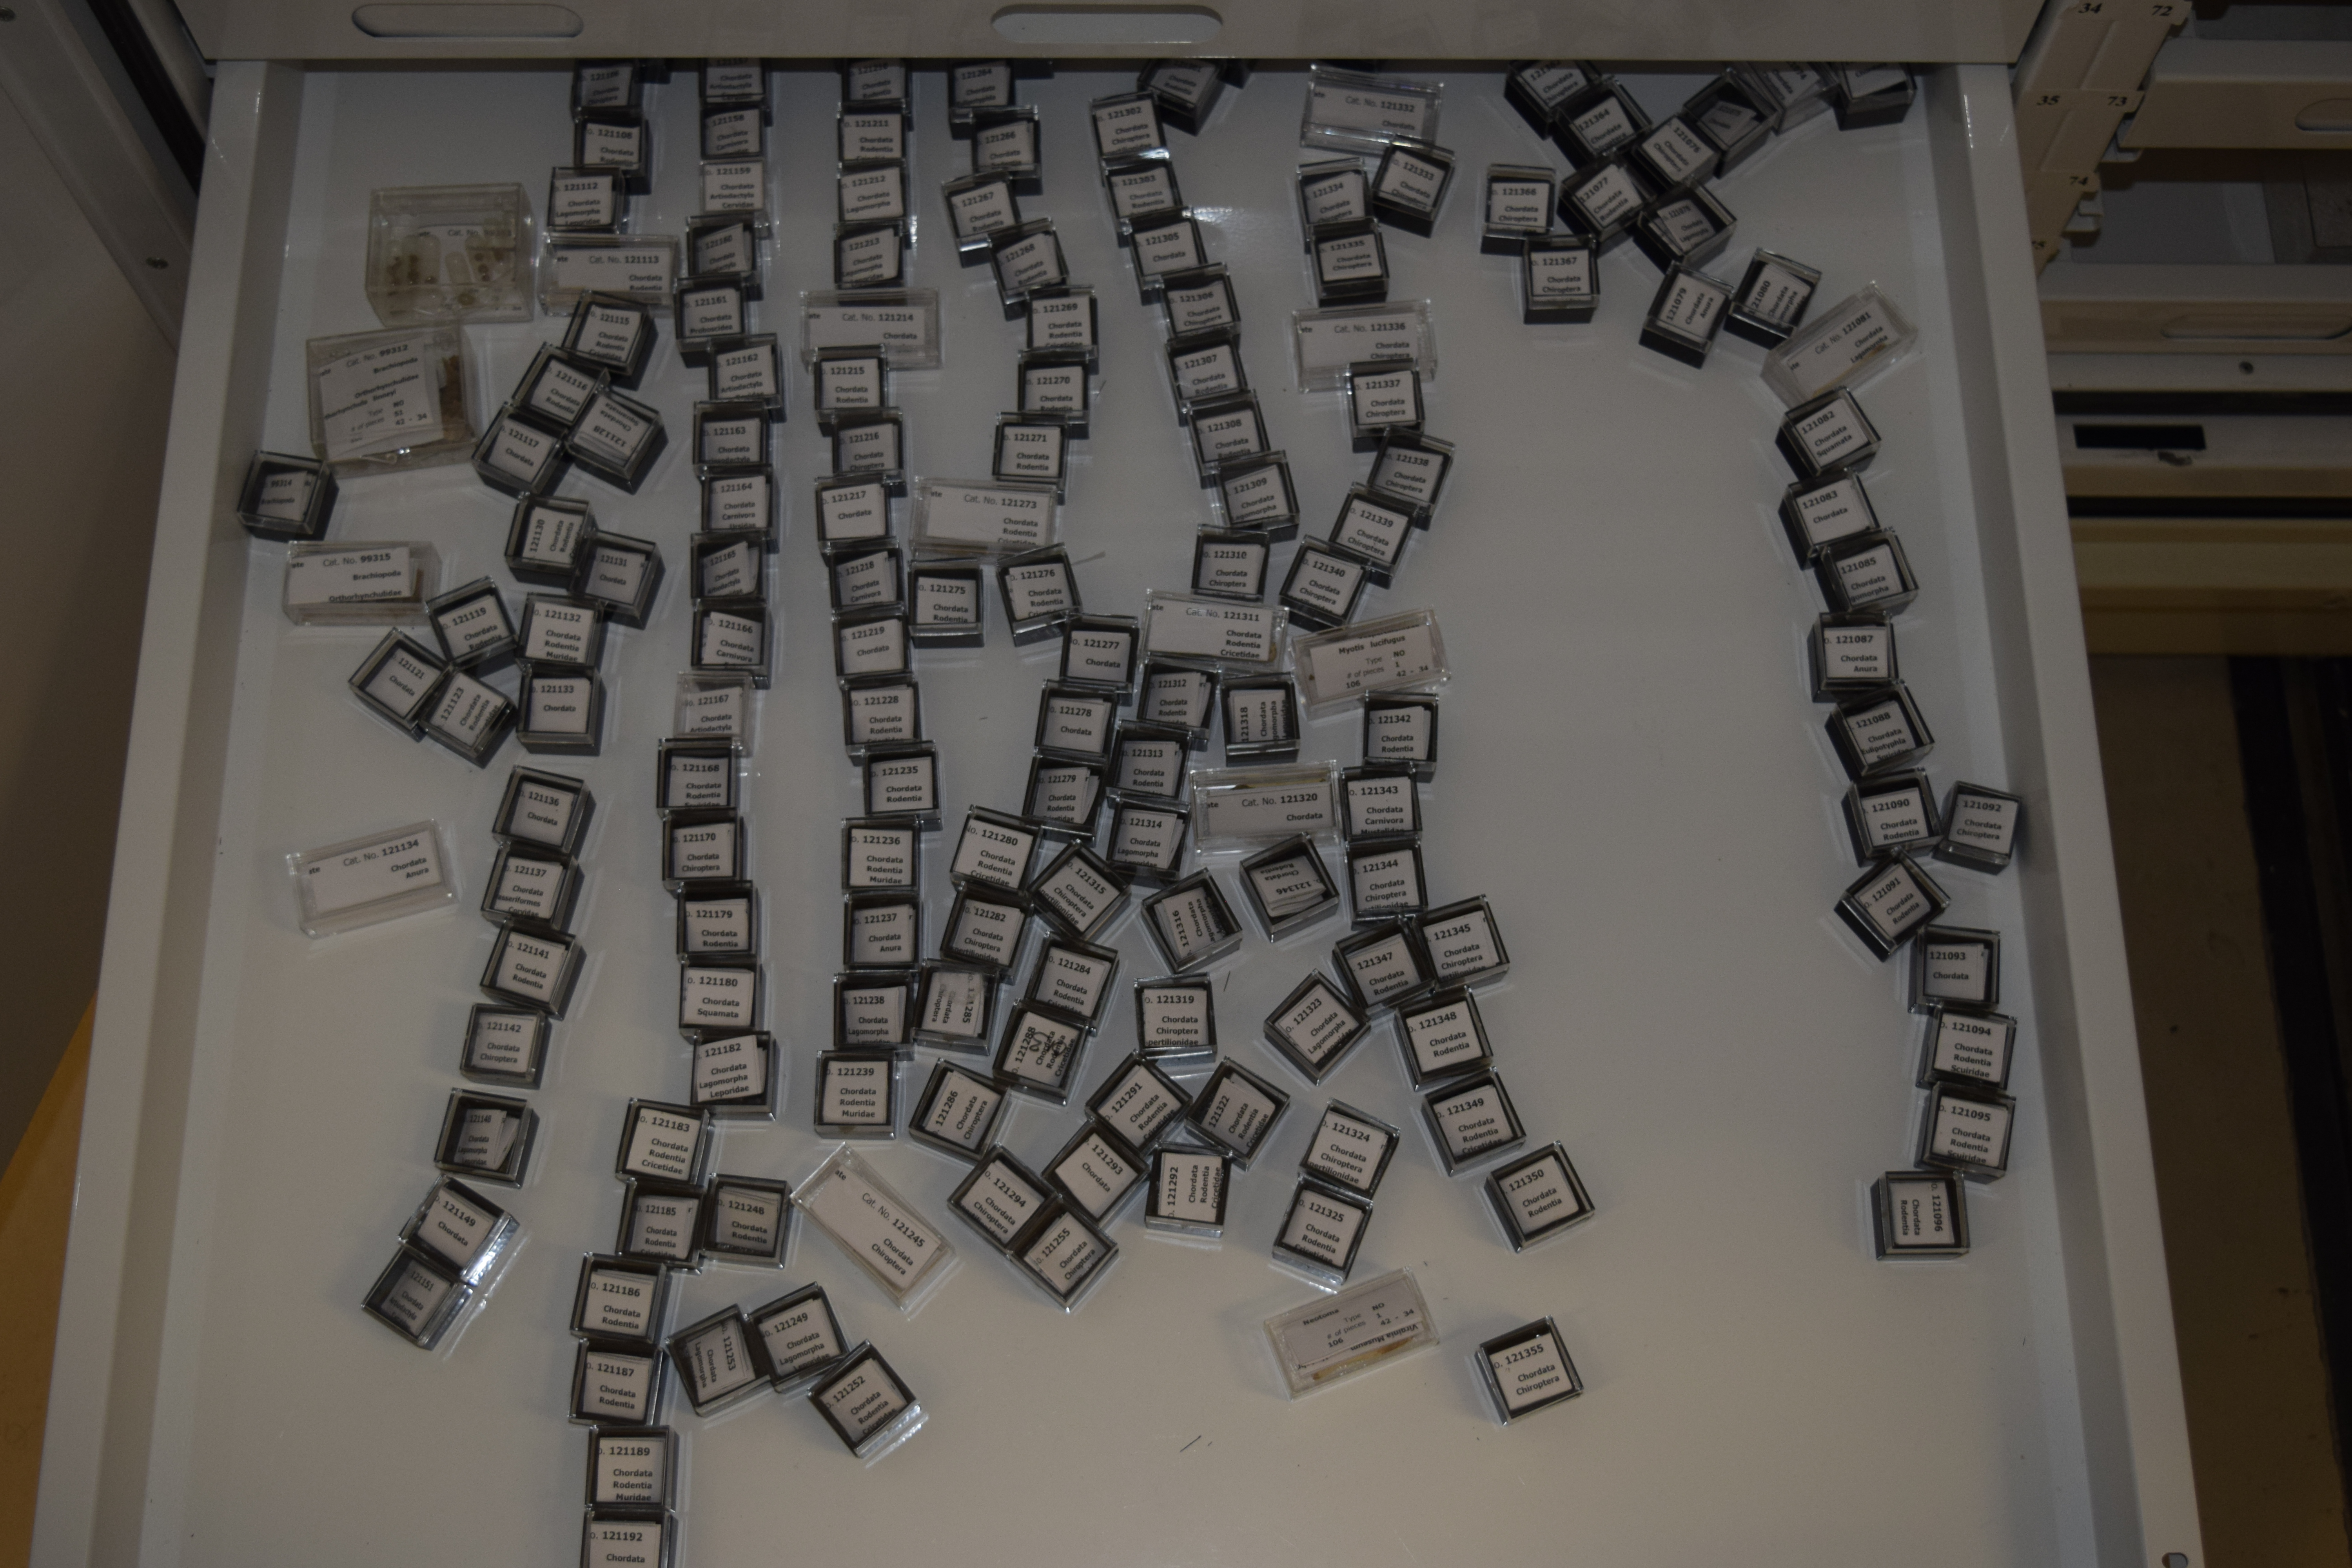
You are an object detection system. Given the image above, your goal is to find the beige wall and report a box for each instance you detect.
[0,83,170,1162]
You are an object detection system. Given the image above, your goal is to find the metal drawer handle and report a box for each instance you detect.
[992,4,1221,43]
[2161,313,2352,341]
[352,3,581,36]
[2295,98,2352,132]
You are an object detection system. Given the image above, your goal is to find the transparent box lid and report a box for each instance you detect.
[365,183,535,327]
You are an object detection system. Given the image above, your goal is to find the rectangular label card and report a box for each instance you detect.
[1291,302,1434,392]
[801,289,942,368]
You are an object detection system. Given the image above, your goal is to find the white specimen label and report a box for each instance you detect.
[758,1295,843,1376]
[1277,1281,1425,1379]
[1196,1070,1278,1154]
[1842,697,1918,768]
[505,778,578,847]
[1148,884,1229,965]
[1403,997,1481,1076]
[1431,1080,1514,1161]
[1931,1011,2011,1084]
[1947,792,2019,856]
[1202,776,1336,841]
[415,1185,496,1269]
[1342,926,1424,1000]
[289,545,410,606]
[1851,862,1930,942]
[819,478,889,542]
[593,1433,666,1506]
[549,243,672,298]
[819,1354,909,1442]
[1301,167,1368,224]
[800,1160,946,1293]
[681,965,755,1028]
[957,1156,1045,1243]
[1373,149,1445,212]
[1776,295,1907,401]
[1293,307,1425,378]
[577,1350,652,1422]
[670,818,737,881]
[693,1035,766,1103]
[1744,261,1815,330]
[1920,938,1993,1005]
[1000,1012,1082,1091]
[1794,396,1871,468]
[1140,985,1210,1050]
[627,1190,699,1263]
[1499,1152,1587,1236]
[1279,1185,1365,1267]
[1093,95,1161,156]
[1097,1062,1179,1147]
[1147,597,1278,663]
[623,1107,701,1182]
[1308,621,1430,701]
[820,1054,892,1125]
[867,753,936,815]
[1488,177,1549,229]
[838,979,907,1045]
[1155,1151,1225,1225]
[582,1266,653,1338]
[303,826,444,915]
[920,481,1053,552]
[1885,1176,1960,1247]
[1274,979,1362,1068]
[586,1518,667,1567]
[1308,78,1433,141]
[1859,781,1931,850]
[1305,1109,1390,1192]
[1490,1329,1574,1412]
[1423,906,1503,982]
[1514,63,1590,111]
[921,1067,1002,1149]
[1022,1213,1107,1297]
[1053,1130,1140,1218]
[1528,246,1594,301]
[1927,1094,2011,1169]
[804,297,938,366]
[318,338,441,461]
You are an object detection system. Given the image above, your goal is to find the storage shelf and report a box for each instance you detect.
[36,62,2199,1568]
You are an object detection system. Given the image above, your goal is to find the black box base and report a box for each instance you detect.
[1504,84,1554,138]
[1481,231,1539,256]
[1632,227,1731,275]
[1836,90,1915,131]
[1930,843,2008,875]
[1834,901,1904,961]
[575,426,668,497]
[1777,426,1874,481]
[1637,326,1710,369]
[520,734,603,758]
[1370,200,1437,238]
[1724,314,1792,349]
[1523,303,1597,326]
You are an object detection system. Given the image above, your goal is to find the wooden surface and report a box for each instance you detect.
[2091,657,2352,1568]
[0,1005,89,1568]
